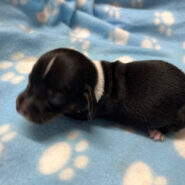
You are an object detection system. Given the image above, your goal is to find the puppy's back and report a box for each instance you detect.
[112,60,185,128]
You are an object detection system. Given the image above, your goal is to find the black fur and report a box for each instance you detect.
[97,60,185,131]
[16,48,185,133]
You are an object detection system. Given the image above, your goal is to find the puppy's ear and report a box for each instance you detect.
[83,85,97,120]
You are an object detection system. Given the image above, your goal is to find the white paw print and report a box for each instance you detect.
[109,27,129,45]
[123,161,167,185]
[70,27,91,56]
[174,128,185,159]
[131,0,142,8]
[37,4,51,23]
[141,37,161,50]
[116,56,134,63]
[0,124,17,157]
[182,42,185,64]
[76,0,87,8]
[70,27,90,41]
[154,11,175,37]
[37,0,65,22]
[19,24,35,34]
[52,0,65,16]
[39,130,89,181]
[104,3,121,19]
[0,52,37,84]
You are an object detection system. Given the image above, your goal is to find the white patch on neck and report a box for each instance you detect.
[91,60,104,102]
[42,56,56,79]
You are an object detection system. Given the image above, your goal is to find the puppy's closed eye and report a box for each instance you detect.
[47,90,64,106]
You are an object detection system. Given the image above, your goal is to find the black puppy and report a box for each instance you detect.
[16,48,185,141]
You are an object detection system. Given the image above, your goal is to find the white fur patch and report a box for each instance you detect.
[42,56,56,78]
[91,60,104,102]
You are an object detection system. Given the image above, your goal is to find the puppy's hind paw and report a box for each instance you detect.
[148,129,165,142]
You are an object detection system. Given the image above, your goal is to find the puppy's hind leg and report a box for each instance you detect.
[148,129,165,142]
[148,105,185,142]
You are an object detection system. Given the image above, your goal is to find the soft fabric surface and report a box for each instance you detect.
[0,0,185,185]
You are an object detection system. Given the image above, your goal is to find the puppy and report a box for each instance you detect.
[16,48,185,141]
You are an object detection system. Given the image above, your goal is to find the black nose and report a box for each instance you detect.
[16,105,28,116]
[16,99,27,116]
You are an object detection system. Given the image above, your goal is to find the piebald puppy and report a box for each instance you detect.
[16,48,185,141]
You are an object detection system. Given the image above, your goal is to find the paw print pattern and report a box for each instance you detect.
[76,0,87,8]
[70,27,90,41]
[39,130,89,181]
[0,19,34,33]
[0,52,37,84]
[154,11,175,37]
[174,128,185,159]
[19,24,35,34]
[123,161,167,185]
[109,27,129,45]
[116,56,134,63]
[37,0,65,23]
[52,0,65,16]
[103,3,121,19]
[52,0,66,16]
[70,27,91,56]
[131,0,142,8]
[37,4,51,23]
[0,124,17,157]
[141,37,161,50]
[0,72,24,84]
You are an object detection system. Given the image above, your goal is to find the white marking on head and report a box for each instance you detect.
[42,56,56,79]
[91,60,104,102]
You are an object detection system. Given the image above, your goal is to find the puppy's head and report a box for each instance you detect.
[16,48,97,124]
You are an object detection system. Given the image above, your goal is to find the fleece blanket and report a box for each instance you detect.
[0,0,185,185]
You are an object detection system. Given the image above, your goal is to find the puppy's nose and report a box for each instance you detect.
[19,109,24,115]
[16,105,22,115]
[16,104,27,116]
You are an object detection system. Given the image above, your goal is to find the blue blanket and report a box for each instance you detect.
[0,0,185,185]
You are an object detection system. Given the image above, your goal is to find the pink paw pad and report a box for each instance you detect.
[148,129,165,142]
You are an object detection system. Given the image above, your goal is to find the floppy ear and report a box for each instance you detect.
[83,85,97,120]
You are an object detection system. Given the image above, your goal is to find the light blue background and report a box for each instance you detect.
[0,0,185,185]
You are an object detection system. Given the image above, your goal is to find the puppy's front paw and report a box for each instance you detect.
[148,129,165,142]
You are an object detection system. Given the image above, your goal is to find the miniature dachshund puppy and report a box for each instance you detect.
[16,48,185,141]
